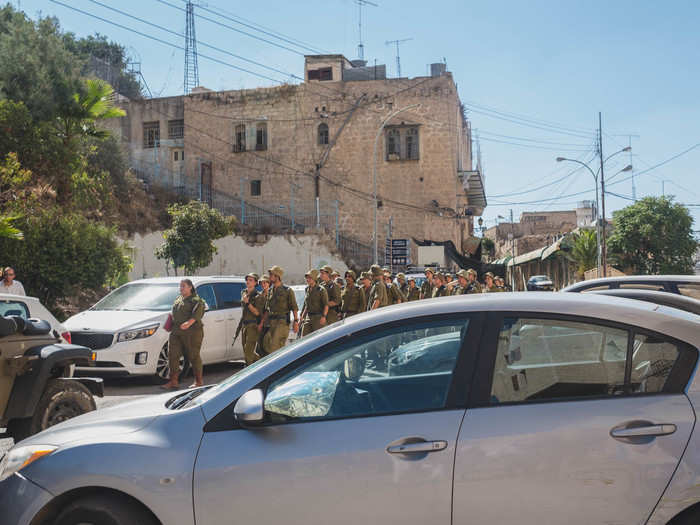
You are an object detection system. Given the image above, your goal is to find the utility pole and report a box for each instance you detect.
[598,112,607,277]
[354,0,378,61]
[385,38,413,78]
[184,1,200,94]
[509,208,515,291]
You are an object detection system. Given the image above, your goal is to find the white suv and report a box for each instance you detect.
[64,277,246,380]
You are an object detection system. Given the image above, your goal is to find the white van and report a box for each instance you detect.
[64,277,246,380]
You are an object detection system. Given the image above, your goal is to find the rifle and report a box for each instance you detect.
[232,289,257,348]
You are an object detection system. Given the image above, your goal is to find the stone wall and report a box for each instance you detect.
[123,232,348,285]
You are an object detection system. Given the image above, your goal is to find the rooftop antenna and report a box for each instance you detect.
[184,0,201,94]
[354,0,378,61]
[385,38,412,77]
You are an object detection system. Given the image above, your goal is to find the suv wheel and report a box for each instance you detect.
[55,494,157,525]
[155,342,191,382]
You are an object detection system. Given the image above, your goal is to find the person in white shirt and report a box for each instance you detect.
[1,267,25,296]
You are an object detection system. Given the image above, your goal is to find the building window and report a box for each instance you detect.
[308,67,333,81]
[385,126,420,161]
[173,150,184,162]
[234,124,246,152]
[168,119,184,139]
[405,127,419,160]
[174,151,178,161]
[318,123,329,145]
[256,123,267,151]
[250,179,261,196]
[143,121,160,149]
[386,128,401,160]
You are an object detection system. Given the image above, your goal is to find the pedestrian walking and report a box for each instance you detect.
[359,272,373,309]
[1,267,25,296]
[319,265,341,324]
[340,270,365,318]
[255,275,271,359]
[367,264,388,310]
[406,277,420,301]
[239,273,265,365]
[262,266,299,355]
[420,268,434,299]
[300,269,328,337]
[162,279,205,390]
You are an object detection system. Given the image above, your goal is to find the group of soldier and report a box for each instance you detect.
[236,263,508,365]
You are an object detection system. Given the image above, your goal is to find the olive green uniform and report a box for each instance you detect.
[263,284,298,354]
[367,279,389,310]
[241,289,265,365]
[420,279,434,300]
[432,285,449,298]
[466,281,483,294]
[386,282,403,305]
[485,285,503,293]
[406,286,420,301]
[169,294,205,376]
[301,284,328,336]
[320,280,341,324]
[341,285,365,318]
[399,283,410,300]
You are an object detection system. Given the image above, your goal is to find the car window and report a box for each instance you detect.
[264,317,470,422]
[0,300,29,319]
[677,283,700,300]
[92,283,180,311]
[619,283,666,291]
[197,284,218,311]
[630,334,681,394]
[214,282,244,309]
[490,317,628,404]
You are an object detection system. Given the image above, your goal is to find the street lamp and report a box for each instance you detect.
[372,103,421,263]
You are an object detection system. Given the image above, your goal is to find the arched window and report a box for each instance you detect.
[318,123,329,145]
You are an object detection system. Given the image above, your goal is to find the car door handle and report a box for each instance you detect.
[214,319,225,323]
[610,424,677,438]
[387,440,447,454]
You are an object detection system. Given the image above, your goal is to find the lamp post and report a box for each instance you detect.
[556,146,631,277]
[372,103,420,263]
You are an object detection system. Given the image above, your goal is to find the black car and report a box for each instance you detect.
[527,275,554,291]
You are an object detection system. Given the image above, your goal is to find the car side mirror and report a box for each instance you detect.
[234,389,264,427]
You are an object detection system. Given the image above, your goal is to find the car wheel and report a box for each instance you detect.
[30,379,96,436]
[55,494,157,525]
[154,342,191,383]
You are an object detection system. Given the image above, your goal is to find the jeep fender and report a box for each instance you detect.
[4,344,100,421]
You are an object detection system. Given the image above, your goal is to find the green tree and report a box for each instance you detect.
[566,229,598,277]
[608,196,697,275]
[481,237,495,261]
[156,202,237,275]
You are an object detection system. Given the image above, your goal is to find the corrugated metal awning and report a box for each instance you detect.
[542,238,565,260]
[508,247,545,267]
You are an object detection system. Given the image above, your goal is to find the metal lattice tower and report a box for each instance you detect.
[354,0,378,60]
[385,38,412,78]
[184,1,199,94]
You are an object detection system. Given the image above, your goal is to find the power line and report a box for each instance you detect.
[477,135,593,152]
[465,107,595,139]
[477,130,593,147]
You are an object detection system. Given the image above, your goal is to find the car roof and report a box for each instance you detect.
[0,293,40,303]
[589,289,700,316]
[562,275,700,291]
[338,292,700,347]
[122,276,247,285]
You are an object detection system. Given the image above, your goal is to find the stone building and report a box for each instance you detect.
[112,54,487,267]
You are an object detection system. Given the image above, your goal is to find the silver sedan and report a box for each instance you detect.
[1,292,699,525]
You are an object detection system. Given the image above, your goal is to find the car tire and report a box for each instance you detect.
[55,494,157,525]
[30,379,96,436]
[668,506,700,525]
[154,342,191,384]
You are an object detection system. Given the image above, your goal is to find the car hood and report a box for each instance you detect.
[64,310,167,333]
[17,392,176,448]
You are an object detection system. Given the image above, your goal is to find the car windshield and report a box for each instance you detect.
[532,276,549,281]
[91,283,180,311]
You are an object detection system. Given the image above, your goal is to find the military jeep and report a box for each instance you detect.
[0,315,103,442]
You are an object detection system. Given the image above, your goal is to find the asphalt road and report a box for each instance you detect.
[1,360,245,453]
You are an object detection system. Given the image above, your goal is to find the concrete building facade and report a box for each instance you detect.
[113,55,487,267]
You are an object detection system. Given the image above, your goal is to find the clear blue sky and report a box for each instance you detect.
[20,0,700,230]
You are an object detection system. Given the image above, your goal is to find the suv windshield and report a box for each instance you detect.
[91,283,180,311]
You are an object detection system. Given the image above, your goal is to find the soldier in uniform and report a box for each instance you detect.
[494,276,507,292]
[341,270,365,318]
[163,279,206,390]
[396,273,410,300]
[420,268,435,299]
[300,269,328,337]
[359,272,373,309]
[367,264,388,310]
[319,265,341,324]
[384,270,404,305]
[453,269,469,295]
[406,277,421,301]
[432,273,450,298]
[262,265,299,354]
[464,268,482,294]
[240,273,265,365]
[483,272,499,293]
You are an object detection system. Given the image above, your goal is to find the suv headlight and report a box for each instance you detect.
[117,324,159,343]
[0,445,57,482]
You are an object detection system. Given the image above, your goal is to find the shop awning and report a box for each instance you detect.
[508,247,545,267]
[542,237,566,260]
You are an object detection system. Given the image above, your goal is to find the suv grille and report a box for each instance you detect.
[70,332,114,350]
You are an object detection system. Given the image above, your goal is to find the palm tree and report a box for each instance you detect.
[568,229,597,277]
[54,78,126,202]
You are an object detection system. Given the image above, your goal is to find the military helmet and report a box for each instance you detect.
[245,272,259,281]
[456,269,469,279]
[305,269,320,281]
[407,276,416,283]
[484,271,495,279]
[345,269,357,280]
[320,265,333,274]
[370,264,383,276]
[466,268,478,276]
[397,272,406,280]
[424,267,435,276]
[260,275,270,283]
[360,271,371,281]
[268,265,284,278]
